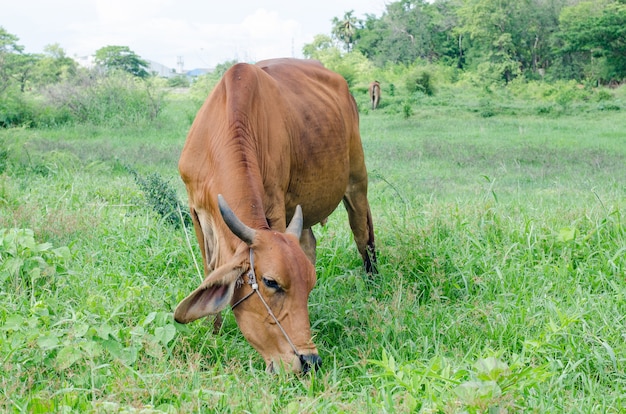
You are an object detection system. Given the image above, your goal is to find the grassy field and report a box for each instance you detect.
[1,88,625,413]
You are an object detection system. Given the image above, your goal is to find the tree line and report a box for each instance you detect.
[309,0,626,86]
[1,0,624,127]
[0,28,172,128]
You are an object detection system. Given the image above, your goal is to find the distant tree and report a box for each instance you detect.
[455,0,574,82]
[0,27,24,93]
[430,0,464,68]
[32,43,78,86]
[353,0,460,67]
[11,53,38,92]
[353,14,385,62]
[303,34,337,60]
[166,74,190,88]
[331,11,360,52]
[94,45,149,78]
[189,59,239,101]
[558,1,626,83]
[212,59,238,78]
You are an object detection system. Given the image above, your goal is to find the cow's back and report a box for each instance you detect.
[255,58,364,228]
[179,58,366,240]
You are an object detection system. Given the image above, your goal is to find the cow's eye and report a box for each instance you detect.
[262,277,281,291]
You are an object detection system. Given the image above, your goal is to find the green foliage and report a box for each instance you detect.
[43,70,165,127]
[94,45,150,78]
[369,350,550,412]
[0,148,7,174]
[405,68,435,96]
[558,2,626,83]
[31,44,78,87]
[0,228,70,303]
[166,74,190,88]
[324,51,373,88]
[307,0,623,86]
[402,101,413,118]
[331,11,359,52]
[0,228,185,412]
[353,0,460,66]
[0,26,25,94]
[129,168,191,229]
[0,88,33,127]
[188,60,237,104]
[302,34,334,59]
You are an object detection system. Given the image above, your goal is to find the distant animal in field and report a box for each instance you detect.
[173,58,377,374]
[369,81,381,110]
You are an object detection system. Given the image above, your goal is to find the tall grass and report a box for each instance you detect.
[0,86,625,412]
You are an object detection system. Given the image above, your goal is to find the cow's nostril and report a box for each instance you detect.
[299,354,322,373]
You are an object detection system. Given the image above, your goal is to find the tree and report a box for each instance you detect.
[331,11,360,52]
[32,44,78,86]
[331,10,362,52]
[353,14,385,62]
[353,0,460,67]
[11,53,38,92]
[94,45,149,78]
[558,1,626,83]
[0,27,25,93]
[303,34,337,60]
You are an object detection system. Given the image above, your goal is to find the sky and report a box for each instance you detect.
[3,0,386,71]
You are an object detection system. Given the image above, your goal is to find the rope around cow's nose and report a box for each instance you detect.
[231,249,300,357]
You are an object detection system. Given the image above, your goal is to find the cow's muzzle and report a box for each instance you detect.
[299,353,322,374]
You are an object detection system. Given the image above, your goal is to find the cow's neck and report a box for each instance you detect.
[213,141,270,233]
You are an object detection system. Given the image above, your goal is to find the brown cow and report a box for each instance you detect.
[173,58,376,374]
[369,81,381,110]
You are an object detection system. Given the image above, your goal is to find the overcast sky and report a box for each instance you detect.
[3,0,386,71]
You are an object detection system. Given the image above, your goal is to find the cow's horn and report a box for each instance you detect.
[218,194,256,245]
[286,205,303,239]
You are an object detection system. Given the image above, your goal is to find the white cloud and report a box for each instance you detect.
[4,0,387,69]
[94,0,173,23]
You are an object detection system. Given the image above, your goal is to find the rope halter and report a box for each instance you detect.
[231,248,300,357]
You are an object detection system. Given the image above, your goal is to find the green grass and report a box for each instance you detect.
[1,88,625,412]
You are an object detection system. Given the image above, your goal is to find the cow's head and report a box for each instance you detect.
[174,195,320,373]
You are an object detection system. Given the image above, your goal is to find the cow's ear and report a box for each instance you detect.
[174,260,245,323]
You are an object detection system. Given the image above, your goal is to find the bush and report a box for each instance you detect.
[43,70,165,127]
[594,89,614,102]
[402,101,413,119]
[167,75,190,88]
[0,147,8,174]
[128,168,191,228]
[0,87,81,129]
[0,228,70,298]
[0,89,37,128]
[406,69,435,96]
[508,79,592,106]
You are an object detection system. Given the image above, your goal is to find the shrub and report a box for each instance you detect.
[0,147,8,174]
[594,88,614,102]
[43,70,165,127]
[597,102,621,111]
[0,228,70,301]
[128,168,191,228]
[369,350,550,413]
[0,89,36,128]
[402,101,413,119]
[479,98,497,117]
[406,69,435,96]
[167,75,190,88]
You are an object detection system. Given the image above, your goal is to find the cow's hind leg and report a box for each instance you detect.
[342,185,377,274]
